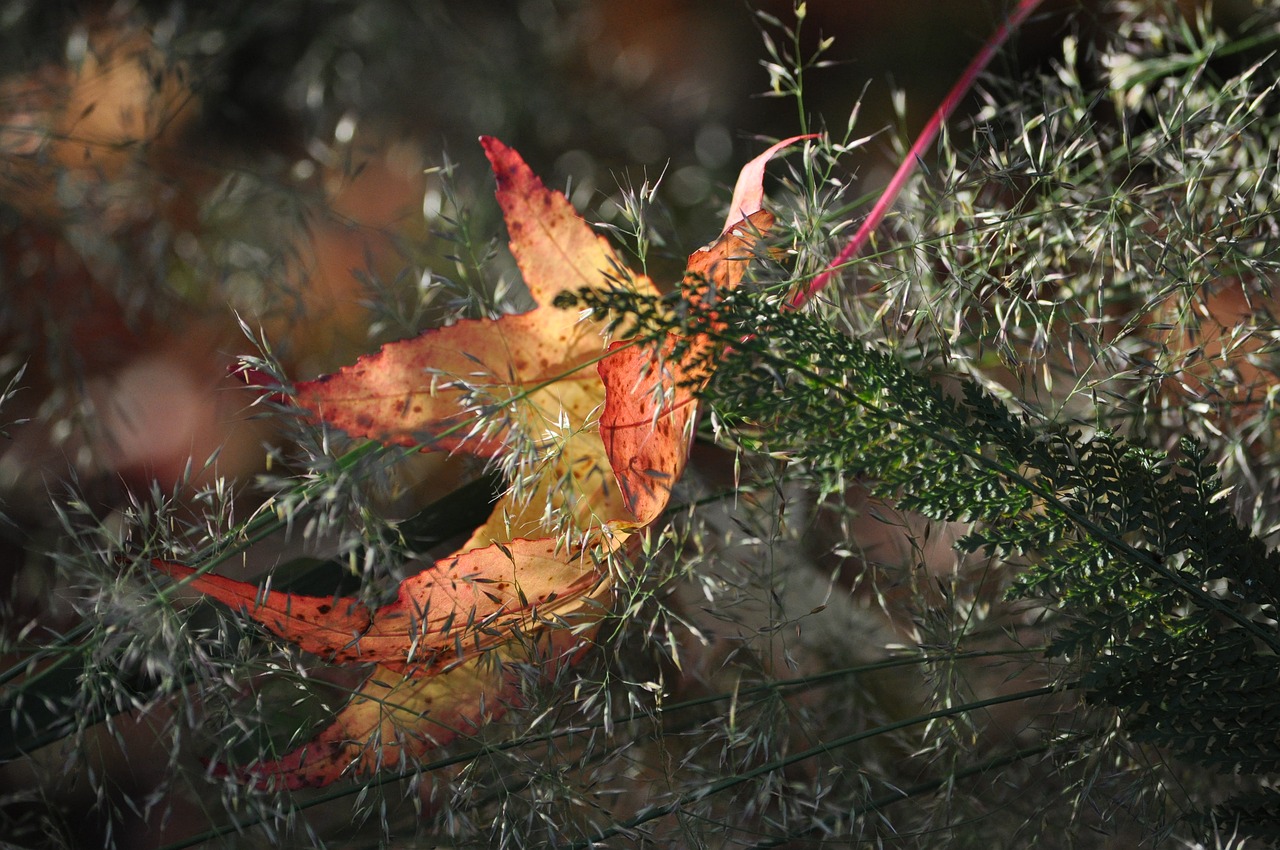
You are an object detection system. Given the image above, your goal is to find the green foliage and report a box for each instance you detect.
[723,295,1280,786]
[566,0,1280,833]
[1200,788,1280,844]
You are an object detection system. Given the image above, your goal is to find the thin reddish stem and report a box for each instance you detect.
[788,0,1047,310]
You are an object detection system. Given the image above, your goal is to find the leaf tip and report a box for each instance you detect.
[723,132,821,234]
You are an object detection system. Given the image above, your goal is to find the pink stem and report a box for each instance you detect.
[787,0,1047,309]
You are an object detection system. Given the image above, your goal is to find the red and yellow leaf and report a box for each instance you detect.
[156,135,806,787]
[235,580,605,789]
[154,538,603,676]
[595,212,772,525]
[295,137,654,545]
[596,136,811,521]
[292,138,654,458]
[245,657,503,790]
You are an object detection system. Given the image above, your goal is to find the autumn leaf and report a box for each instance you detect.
[154,135,808,787]
[214,583,604,790]
[291,135,651,455]
[595,213,771,523]
[156,139,644,787]
[598,136,813,523]
[293,137,655,545]
[154,538,603,676]
[250,656,503,790]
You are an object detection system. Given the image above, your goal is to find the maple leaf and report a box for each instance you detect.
[598,136,813,522]
[154,135,809,787]
[214,592,601,789]
[293,136,656,544]
[154,538,602,676]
